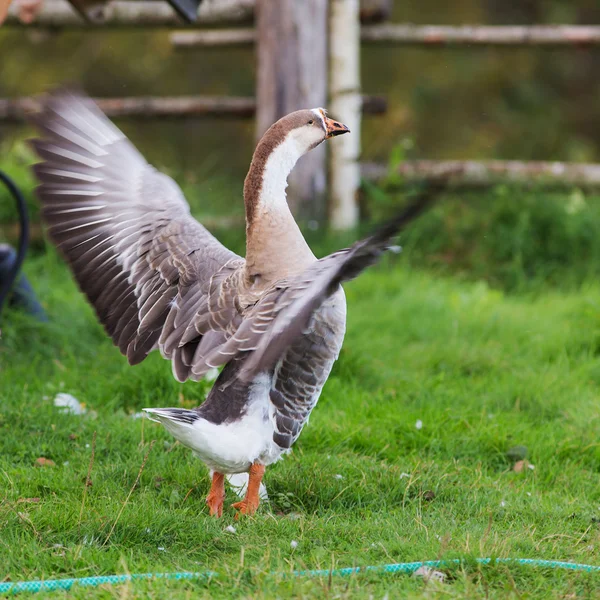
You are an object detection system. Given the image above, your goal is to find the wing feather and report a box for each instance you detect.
[30,90,245,382]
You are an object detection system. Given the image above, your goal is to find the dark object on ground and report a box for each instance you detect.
[0,244,47,320]
[506,445,528,462]
[0,169,47,321]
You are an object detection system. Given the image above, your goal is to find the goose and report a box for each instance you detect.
[29,91,436,518]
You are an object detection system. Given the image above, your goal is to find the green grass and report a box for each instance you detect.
[2,252,600,598]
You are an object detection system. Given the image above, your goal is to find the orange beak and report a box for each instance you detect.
[324,117,350,139]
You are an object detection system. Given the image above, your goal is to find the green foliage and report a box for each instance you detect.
[0,139,38,225]
[363,181,600,292]
[2,256,600,597]
[361,139,414,222]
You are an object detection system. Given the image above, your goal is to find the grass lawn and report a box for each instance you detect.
[2,251,600,598]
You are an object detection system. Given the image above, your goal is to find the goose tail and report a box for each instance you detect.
[142,407,200,425]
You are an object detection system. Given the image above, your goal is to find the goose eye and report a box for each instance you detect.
[308,120,314,125]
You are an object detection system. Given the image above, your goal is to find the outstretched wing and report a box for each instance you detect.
[29,90,245,382]
[200,185,441,382]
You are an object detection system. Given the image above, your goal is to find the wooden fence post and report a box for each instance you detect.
[329,0,361,229]
[255,0,328,223]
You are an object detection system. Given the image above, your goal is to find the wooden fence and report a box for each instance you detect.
[0,95,387,122]
[3,0,600,228]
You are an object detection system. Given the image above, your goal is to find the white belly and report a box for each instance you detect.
[157,374,285,474]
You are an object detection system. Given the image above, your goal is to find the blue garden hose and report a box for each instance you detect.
[1,558,599,595]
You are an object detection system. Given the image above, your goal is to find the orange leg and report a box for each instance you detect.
[232,463,265,518]
[206,471,225,517]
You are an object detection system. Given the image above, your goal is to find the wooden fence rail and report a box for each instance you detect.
[172,28,255,47]
[172,24,600,49]
[4,0,390,27]
[362,160,600,188]
[360,24,600,46]
[0,95,387,123]
[5,0,254,26]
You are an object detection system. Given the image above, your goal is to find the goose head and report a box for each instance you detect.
[274,108,350,154]
[244,109,350,223]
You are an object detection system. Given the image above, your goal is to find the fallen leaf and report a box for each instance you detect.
[35,457,55,467]
[422,490,436,501]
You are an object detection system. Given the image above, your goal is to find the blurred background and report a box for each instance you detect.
[3,0,600,292]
